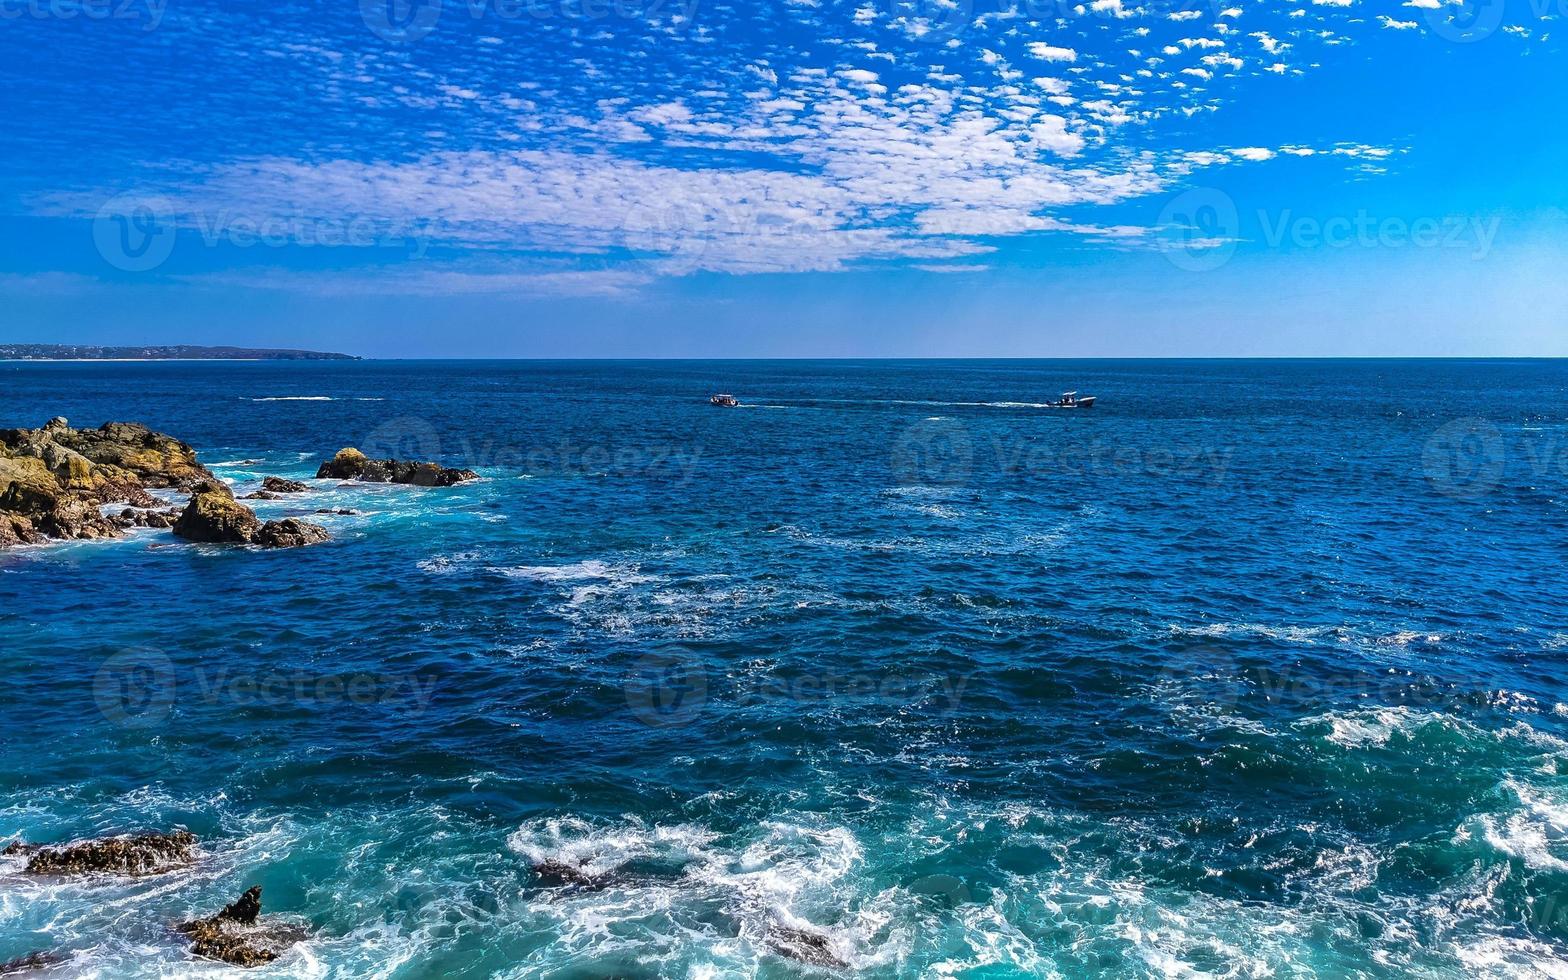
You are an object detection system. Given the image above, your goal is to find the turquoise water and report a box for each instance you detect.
[2,359,1567,977]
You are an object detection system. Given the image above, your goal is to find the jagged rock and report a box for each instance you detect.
[0,950,67,975]
[240,491,281,500]
[253,519,329,548]
[531,859,596,887]
[48,421,216,492]
[316,508,358,515]
[173,491,261,543]
[0,419,227,548]
[179,886,305,967]
[767,925,847,968]
[317,447,477,486]
[19,830,196,876]
[260,476,308,494]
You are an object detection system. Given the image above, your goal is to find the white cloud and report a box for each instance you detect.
[1027,43,1079,62]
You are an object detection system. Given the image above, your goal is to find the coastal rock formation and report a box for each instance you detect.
[0,418,332,550]
[179,886,305,967]
[0,950,67,975]
[317,447,477,487]
[252,518,330,549]
[242,477,309,500]
[173,491,262,543]
[0,418,224,546]
[173,492,329,548]
[11,830,196,876]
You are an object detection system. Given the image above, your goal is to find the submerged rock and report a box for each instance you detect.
[530,859,596,887]
[179,886,305,967]
[766,925,847,969]
[19,830,196,877]
[0,950,67,975]
[317,447,477,486]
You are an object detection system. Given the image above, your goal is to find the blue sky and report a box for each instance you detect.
[1,0,1564,356]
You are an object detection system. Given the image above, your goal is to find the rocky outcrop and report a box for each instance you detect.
[11,830,197,876]
[173,491,263,543]
[173,493,328,548]
[252,518,330,549]
[530,859,597,887]
[179,886,305,967]
[0,418,224,546]
[0,950,67,975]
[0,418,337,551]
[260,476,309,494]
[317,447,477,487]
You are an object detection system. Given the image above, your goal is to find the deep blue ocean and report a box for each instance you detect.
[2,359,1567,978]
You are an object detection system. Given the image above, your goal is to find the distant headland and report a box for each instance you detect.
[0,345,359,361]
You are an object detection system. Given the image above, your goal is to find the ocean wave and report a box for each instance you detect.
[1168,621,1445,649]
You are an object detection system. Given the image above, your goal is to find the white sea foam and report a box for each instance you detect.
[248,396,335,401]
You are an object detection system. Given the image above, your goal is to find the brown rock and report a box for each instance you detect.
[179,886,304,967]
[172,492,261,544]
[21,830,197,876]
[252,519,329,548]
[317,447,476,486]
[260,476,309,494]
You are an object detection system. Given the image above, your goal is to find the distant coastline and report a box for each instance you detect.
[0,345,358,361]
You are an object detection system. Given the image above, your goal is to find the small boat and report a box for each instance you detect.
[1053,391,1096,409]
[709,393,739,407]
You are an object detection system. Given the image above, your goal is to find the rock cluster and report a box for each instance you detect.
[0,417,201,546]
[0,419,327,550]
[171,490,328,548]
[4,833,306,968]
[5,830,197,877]
[317,447,477,487]
[179,885,304,967]
[0,417,330,550]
